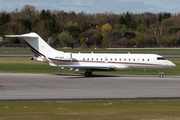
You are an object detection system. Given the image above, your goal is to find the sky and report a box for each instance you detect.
[1,0,180,14]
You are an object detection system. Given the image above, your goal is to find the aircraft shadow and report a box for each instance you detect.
[52,74,180,79]
[53,73,120,78]
[52,73,168,78]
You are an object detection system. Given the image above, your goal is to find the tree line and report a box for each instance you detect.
[1,5,180,48]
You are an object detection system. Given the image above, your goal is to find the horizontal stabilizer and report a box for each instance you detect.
[6,33,38,38]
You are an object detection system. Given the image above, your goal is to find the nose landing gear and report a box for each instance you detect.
[159,69,164,78]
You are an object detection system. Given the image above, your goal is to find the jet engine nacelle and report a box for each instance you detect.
[64,53,72,60]
[56,53,72,61]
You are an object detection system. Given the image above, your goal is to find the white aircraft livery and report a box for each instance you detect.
[6,32,176,77]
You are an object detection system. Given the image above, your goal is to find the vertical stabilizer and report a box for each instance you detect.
[6,33,63,57]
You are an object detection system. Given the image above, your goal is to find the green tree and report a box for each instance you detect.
[144,29,153,36]
[80,37,86,44]
[118,16,125,25]
[125,11,132,29]
[163,13,171,19]
[64,25,80,39]
[0,13,11,35]
[123,32,136,39]
[58,31,72,45]
[91,33,103,45]
[45,14,58,36]
[145,19,150,28]
[118,12,133,29]
[6,34,19,44]
[39,9,46,20]
[158,14,163,22]
[108,30,124,44]
[16,18,32,32]
[20,5,36,19]
[101,23,112,34]
[114,24,131,32]
[80,21,90,32]
[137,24,147,33]
[0,13,11,25]
[102,34,110,45]
[80,21,98,32]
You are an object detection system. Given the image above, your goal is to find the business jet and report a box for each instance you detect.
[6,33,176,77]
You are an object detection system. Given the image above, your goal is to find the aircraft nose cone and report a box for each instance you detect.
[168,62,176,68]
[172,63,176,67]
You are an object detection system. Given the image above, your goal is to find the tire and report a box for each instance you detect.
[159,74,163,78]
[85,71,91,77]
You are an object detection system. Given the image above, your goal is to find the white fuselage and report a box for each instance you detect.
[46,53,176,71]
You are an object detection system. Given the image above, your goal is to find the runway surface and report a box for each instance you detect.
[0,73,180,101]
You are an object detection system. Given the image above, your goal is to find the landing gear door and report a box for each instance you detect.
[70,53,72,61]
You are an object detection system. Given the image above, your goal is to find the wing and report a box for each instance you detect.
[59,64,129,71]
[58,65,115,71]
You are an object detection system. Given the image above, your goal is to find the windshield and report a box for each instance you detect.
[157,57,166,60]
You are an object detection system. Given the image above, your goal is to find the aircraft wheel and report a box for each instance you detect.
[159,74,163,78]
[85,71,91,77]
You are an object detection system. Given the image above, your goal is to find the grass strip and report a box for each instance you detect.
[0,100,180,120]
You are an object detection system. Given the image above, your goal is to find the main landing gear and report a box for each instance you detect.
[159,69,164,78]
[85,71,92,77]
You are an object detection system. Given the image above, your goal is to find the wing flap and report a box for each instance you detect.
[58,65,111,70]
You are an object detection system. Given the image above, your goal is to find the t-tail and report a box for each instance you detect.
[6,32,65,66]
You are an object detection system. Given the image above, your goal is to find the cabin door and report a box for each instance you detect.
[105,56,108,63]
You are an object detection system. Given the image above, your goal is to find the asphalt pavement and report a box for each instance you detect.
[0,73,180,100]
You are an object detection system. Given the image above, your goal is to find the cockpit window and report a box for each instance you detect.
[157,57,166,60]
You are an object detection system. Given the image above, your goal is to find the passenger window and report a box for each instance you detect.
[124,59,126,61]
[115,58,117,61]
[101,58,103,61]
[142,59,144,61]
[111,58,112,61]
[92,58,93,61]
[87,58,89,61]
[133,59,135,61]
[147,59,149,61]
[96,58,98,61]
[83,58,85,61]
[129,59,130,61]
[119,58,121,61]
